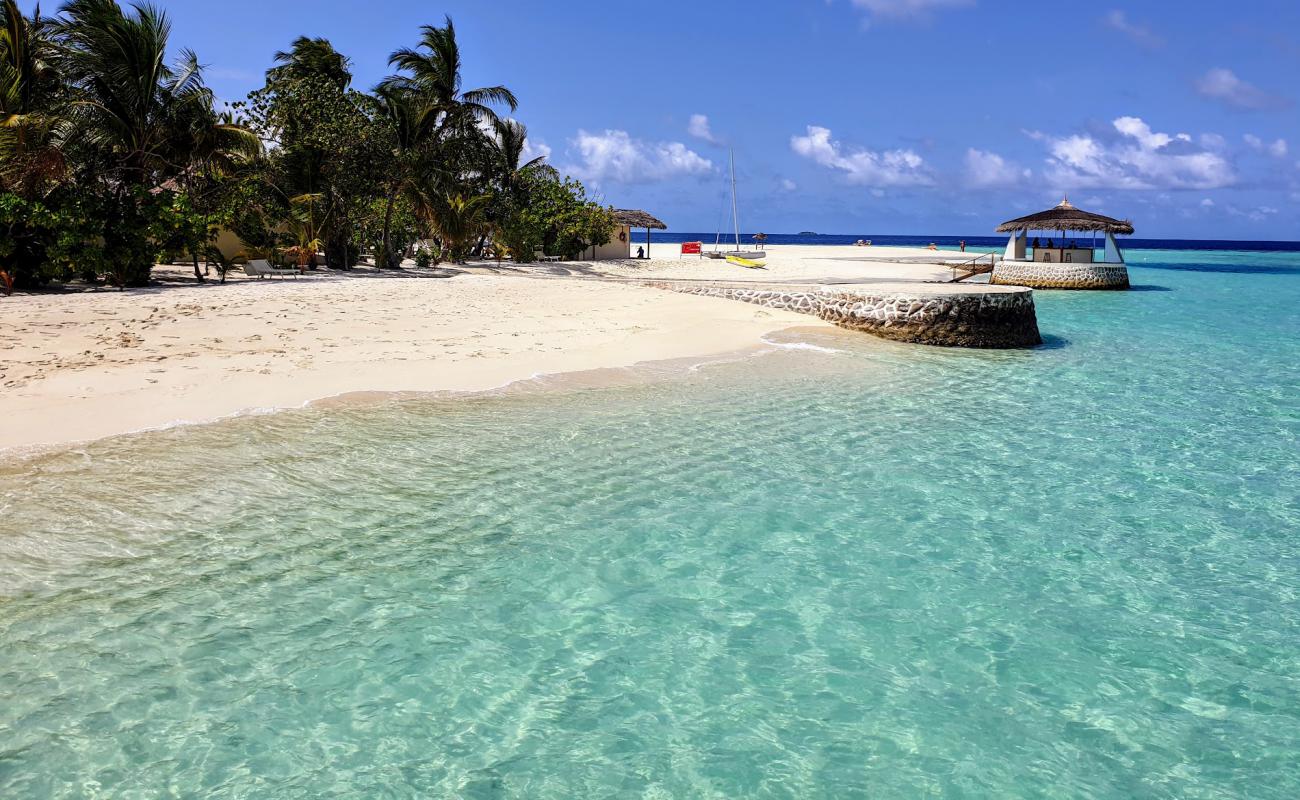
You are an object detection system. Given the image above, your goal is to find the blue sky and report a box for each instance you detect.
[34,0,1300,238]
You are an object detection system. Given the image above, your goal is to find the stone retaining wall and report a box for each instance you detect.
[641,281,1041,348]
[991,261,1129,290]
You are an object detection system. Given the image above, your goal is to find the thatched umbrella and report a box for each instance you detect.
[753,232,768,246]
[614,209,666,258]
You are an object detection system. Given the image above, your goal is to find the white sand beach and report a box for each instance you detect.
[0,244,970,453]
[600,243,973,283]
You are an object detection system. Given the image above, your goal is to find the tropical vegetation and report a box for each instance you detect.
[0,2,617,291]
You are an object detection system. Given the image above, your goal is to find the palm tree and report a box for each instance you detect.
[488,117,546,199]
[383,16,517,128]
[0,0,66,289]
[268,36,351,90]
[55,0,258,285]
[0,0,65,198]
[182,107,260,179]
[370,84,439,268]
[283,193,326,269]
[422,192,490,263]
[259,35,369,270]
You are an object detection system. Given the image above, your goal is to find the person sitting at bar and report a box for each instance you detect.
[1032,237,1040,248]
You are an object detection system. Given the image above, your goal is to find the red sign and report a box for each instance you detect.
[681,241,702,255]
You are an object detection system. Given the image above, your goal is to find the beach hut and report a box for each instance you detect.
[991,198,1134,290]
[614,209,667,259]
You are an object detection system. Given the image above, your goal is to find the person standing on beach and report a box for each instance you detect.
[960,240,966,252]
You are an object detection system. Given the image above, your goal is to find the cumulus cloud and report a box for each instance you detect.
[687,114,719,144]
[1243,134,1288,158]
[1112,116,1190,150]
[964,148,1030,188]
[1199,133,1227,150]
[1194,68,1290,111]
[477,117,552,165]
[565,130,713,184]
[1226,204,1280,222]
[780,178,798,191]
[790,125,932,187]
[847,0,973,26]
[1102,10,1162,47]
[1035,116,1235,190]
[522,137,552,163]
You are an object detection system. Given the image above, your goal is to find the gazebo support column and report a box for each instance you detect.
[1103,231,1124,264]
[1004,231,1026,261]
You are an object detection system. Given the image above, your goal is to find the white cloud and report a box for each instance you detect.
[964,148,1030,188]
[780,178,798,191]
[1243,134,1288,158]
[1194,68,1290,111]
[847,0,973,26]
[790,125,932,187]
[1199,133,1227,150]
[1226,204,1280,222]
[522,137,552,164]
[1102,10,1162,47]
[565,129,713,184]
[1113,116,1190,150]
[480,117,552,165]
[687,114,718,144]
[1037,116,1235,190]
[1201,197,1215,207]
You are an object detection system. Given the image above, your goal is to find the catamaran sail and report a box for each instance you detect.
[709,150,766,260]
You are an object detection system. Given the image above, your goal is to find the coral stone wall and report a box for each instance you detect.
[642,282,1041,349]
[991,261,1129,290]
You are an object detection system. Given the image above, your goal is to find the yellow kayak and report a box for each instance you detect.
[726,255,766,269]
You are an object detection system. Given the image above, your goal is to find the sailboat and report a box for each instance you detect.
[706,150,766,262]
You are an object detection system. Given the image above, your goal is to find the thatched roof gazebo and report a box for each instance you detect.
[614,209,666,258]
[997,199,1133,236]
[991,198,1134,290]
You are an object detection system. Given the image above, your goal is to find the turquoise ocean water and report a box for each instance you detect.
[1,249,1298,797]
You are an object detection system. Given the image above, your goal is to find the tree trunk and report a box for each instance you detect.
[193,254,204,283]
[324,227,355,271]
[379,187,399,269]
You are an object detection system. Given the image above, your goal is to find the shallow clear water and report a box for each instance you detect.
[2,251,1299,798]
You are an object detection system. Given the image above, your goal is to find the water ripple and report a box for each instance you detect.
[1,257,1298,797]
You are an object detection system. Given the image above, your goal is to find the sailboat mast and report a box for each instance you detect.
[730,149,741,250]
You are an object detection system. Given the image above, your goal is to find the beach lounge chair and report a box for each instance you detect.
[243,259,299,279]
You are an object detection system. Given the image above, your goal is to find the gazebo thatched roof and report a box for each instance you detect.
[996,198,1134,235]
[614,209,667,230]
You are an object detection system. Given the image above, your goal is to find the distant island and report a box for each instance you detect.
[798,231,818,236]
